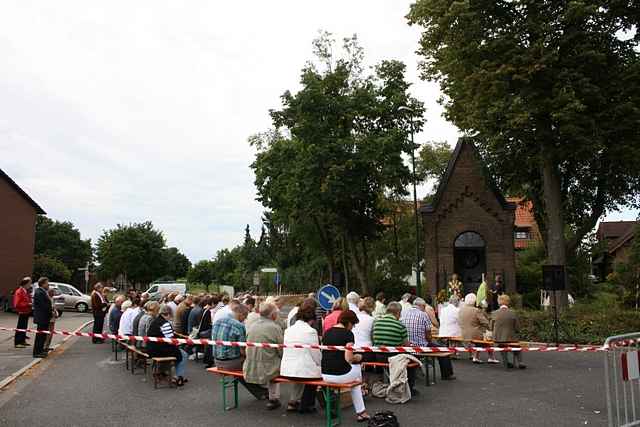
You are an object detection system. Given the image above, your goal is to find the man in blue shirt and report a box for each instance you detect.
[402,298,456,381]
[211,303,267,400]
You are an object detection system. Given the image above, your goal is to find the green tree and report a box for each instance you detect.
[33,254,72,283]
[186,260,215,290]
[416,140,452,184]
[252,32,423,294]
[35,216,92,272]
[408,1,640,302]
[96,221,167,287]
[163,247,191,280]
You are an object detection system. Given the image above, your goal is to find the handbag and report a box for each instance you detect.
[190,309,207,339]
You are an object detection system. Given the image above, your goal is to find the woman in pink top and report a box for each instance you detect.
[322,298,348,334]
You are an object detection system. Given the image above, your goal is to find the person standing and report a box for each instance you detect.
[32,277,52,358]
[43,288,60,352]
[488,274,504,312]
[13,277,33,348]
[91,283,108,344]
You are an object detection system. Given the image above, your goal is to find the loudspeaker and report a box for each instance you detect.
[542,265,565,291]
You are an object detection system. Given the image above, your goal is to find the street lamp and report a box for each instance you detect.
[398,106,422,297]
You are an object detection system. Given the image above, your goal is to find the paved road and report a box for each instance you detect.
[0,311,92,384]
[0,336,607,426]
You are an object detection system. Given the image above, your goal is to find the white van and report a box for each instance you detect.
[144,282,187,301]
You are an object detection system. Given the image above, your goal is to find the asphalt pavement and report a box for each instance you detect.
[0,311,92,385]
[0,334,608,426]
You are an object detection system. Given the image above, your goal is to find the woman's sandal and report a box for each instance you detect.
[357,412,371,423]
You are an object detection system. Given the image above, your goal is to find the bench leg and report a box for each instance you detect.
[424,359,430,387]
[323,387,341,427]
[221,376,239,411]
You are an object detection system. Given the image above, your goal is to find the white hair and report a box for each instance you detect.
[346,292,360,304]
[464,293,477,306]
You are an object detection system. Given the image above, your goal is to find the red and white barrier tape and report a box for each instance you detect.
[0,326,608,353]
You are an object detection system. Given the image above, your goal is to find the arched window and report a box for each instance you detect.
[454,231,485,248]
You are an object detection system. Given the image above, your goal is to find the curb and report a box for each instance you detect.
[0,319,94,391]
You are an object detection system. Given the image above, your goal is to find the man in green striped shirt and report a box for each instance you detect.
[372,302,418,395]
[373,302,409,346]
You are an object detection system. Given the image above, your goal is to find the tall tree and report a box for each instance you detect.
[408,1,640,301]
[96,221,167,287]
[35,216,92,272]
[252,32,423,294]
[186,259,215,290]
[163,247,191,280]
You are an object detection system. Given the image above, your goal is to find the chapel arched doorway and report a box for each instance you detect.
[454,231,486,294]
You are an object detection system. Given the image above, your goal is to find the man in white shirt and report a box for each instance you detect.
[346,292,360,313]
[213,300,239,325]
[118,300,137,336]
[166,294,183,318]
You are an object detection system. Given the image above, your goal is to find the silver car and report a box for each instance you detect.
[49,282,92,313]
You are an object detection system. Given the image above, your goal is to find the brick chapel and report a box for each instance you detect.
[421,139,519,296]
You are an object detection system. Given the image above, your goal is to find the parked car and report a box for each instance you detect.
[50,287,66,317]
[144,282,187,301]
[49,282,92,313]
[4,288,64,316]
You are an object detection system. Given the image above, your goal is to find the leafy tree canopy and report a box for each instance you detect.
[408,1,640,296]
[251,31,423,294]
[163,247,191,280]
[33,254,72,283]
[35,216,92,272]
[96,221,167,286]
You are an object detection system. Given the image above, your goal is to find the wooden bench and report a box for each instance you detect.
[122,342,150,375]
[118,340,177,388]
[150,357,178,389]
[208,367,361,427]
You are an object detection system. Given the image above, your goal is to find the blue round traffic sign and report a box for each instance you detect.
[317,284,341,311]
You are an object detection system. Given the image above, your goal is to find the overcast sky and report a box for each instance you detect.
[1,1,637,263]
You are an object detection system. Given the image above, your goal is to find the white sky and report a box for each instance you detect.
[0,1,636,263]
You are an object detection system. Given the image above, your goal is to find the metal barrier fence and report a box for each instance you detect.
[605,333,640,427]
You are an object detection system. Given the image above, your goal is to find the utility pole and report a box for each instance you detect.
[399,106,422,296]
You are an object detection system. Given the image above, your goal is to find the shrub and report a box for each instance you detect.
[517,294,640,344]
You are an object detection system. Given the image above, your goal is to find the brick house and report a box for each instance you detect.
[0,168,45,301]
[507,197,543,250]
[421,139,517,296]
[593,220,638,281]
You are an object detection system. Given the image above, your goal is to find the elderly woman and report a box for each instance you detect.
[458,293,499,364]
[146,304,189,386]
[322,297,348,333]
[243,303,284,410]
[439,295,462,338]
[137,302,159,349]
[281,304,322,413]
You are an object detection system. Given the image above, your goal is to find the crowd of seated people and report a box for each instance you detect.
[103,286,523,420]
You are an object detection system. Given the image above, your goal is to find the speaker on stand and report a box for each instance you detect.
[542,265,566,345]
